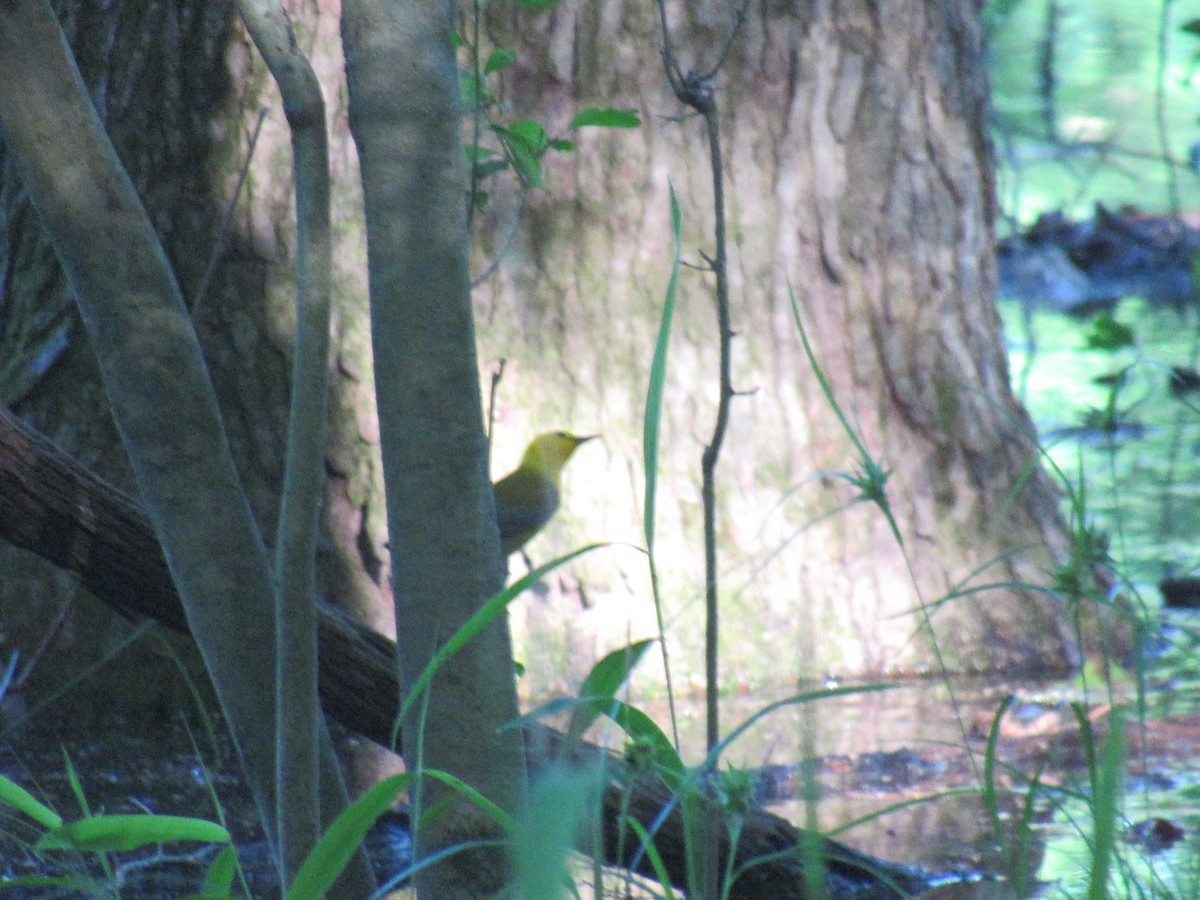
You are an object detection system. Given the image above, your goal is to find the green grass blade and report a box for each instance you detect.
[982,694,1015,848]
[787,284,868,462]
[420,769,516,835]
[371,838,506,898]
[826,787,982,837]
[625,818,680,900]
[0,773,62,829]
[643,183,681,553]
[36,814,229,853]
[708,684,894,770]
[200,844,239,897]
[393,543,606,742]
[510,766,599,900]
[1088,710,1125,900]
[60,749,90,820]
[286,772,411,900]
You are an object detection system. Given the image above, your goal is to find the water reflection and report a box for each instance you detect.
[1001,297,1200,587]
[606,646,1200,896]
[607,679,1043,890]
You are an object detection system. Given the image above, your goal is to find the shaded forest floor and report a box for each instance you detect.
[2,692,1197,898]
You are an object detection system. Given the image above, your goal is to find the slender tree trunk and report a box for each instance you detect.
[343,1,524,895]
[0,1,381,891]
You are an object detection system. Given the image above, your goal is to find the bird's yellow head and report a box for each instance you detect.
[518,431,596,483]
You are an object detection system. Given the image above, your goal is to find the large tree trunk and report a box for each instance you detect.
[468,0,1126,681]
[777,3,1081,673]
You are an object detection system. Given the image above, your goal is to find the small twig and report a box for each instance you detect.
[465,0,486,233]
[655,0,683,98]
[471,190,529,288]
[487,357,506,449]
[698,101,734,759]
[655,2,748,895]
[1037,0,1060,141]
[191,107,268,316]
[699,0,752,83]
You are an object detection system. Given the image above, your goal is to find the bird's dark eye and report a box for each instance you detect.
[555,430,569,439]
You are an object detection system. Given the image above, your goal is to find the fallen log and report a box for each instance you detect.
[0,405,937,898]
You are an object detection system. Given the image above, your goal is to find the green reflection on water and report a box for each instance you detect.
[1002,297,1200,588]
[1038,774,1200,897]
[1000,295,1200,896]
[987,0,1200,223]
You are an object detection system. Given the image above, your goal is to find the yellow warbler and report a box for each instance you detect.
[494,432,595,555]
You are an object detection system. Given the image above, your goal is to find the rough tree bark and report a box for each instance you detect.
[469,0,1129,682]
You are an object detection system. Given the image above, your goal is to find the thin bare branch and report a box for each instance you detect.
[227,0,363,889]
[191,107,268,316]
[654,2,750,893]
[471,190,530,287]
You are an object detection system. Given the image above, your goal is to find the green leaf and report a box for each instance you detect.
[473,159,510,181]
[484,47,517,75]
[0,774,62,829]
[459,72,482,109]
[465,145,497,163]
[508,144,543,187]
[580,639,655,703]
[493,123,546,188]
[200,844,239,897]
[287,773,411,900]
[507,118,549,154]
[567,639,656,741]
[1181,18,1200,38]
[570,107,641,129]
[511,0,562,7]
[37,814,229,853]
[548,138,575,152]
[1084,313,1135,351]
